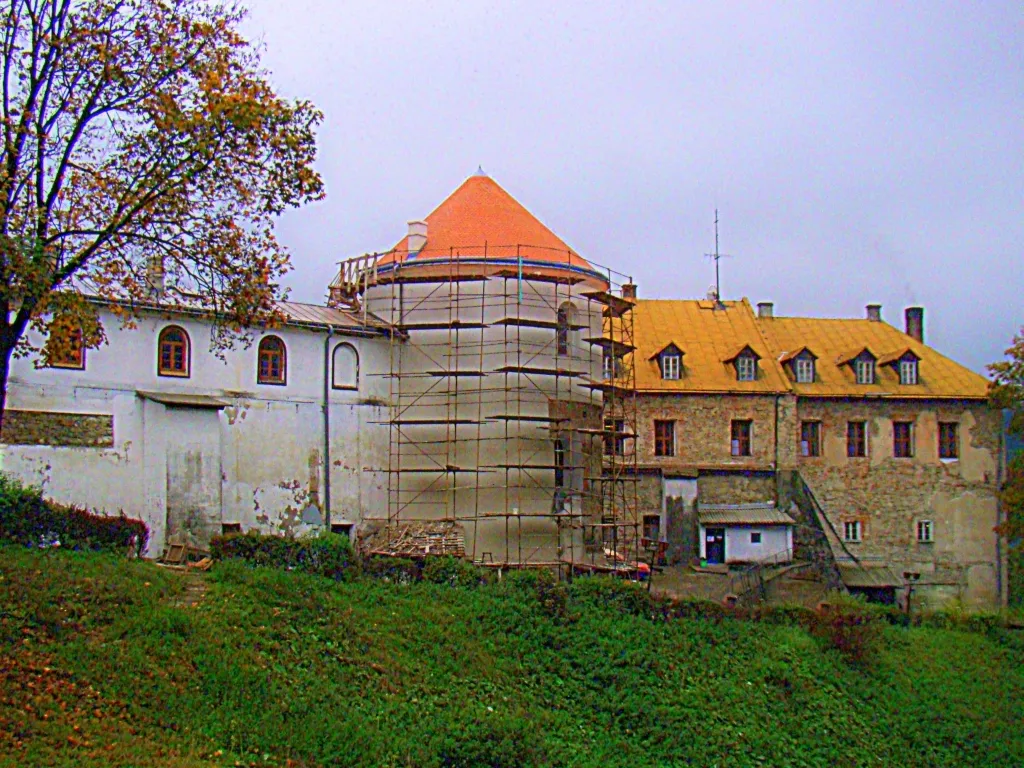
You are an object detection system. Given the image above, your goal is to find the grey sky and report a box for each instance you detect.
[242,1,1022,374]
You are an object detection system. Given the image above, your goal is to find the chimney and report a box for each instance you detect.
[757,302,774,319]
[621,283,637,300]
[407,220,427,253]
[146,254,165,299]
[866,304,882,322]
[905,306,924,343]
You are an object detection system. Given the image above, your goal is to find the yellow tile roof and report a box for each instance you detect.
[628,299,790,393]
[757,316,989,399]
[627,299,988,399]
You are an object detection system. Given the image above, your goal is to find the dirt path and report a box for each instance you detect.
[163,570,209,609]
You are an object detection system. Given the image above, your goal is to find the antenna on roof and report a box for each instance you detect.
[704,209,732,304]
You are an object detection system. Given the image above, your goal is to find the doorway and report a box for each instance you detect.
[705,527,725,564]
[165,407,222,548]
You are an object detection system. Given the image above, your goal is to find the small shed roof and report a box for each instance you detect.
[697,502,795,526]
[838,564,904,588]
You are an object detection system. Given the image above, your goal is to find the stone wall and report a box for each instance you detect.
[0,410,113,447]
[795,398,1002,608]
[634,393,779,469]
[697,471,776,504]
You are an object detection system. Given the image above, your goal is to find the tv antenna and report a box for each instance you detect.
[704,209,732,302]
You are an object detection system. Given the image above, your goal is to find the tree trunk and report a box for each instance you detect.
[0,338,16,440]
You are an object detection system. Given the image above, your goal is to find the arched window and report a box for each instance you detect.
[257,336,287,385]
[46,326,85,370]
[332,343,359,390]
[158,326,190,377]
[556,302,576,356]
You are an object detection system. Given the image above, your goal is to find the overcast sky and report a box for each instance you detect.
[242,1,1022,374]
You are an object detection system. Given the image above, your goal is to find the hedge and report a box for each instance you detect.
[0,473,147,555]
[210,531,359,580]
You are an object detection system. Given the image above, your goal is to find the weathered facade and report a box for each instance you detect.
[625,296,1005,608]
[0,302,393,556]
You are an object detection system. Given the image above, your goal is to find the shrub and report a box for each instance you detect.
[363,555,420,584]
[812,592,883,665]
[0,473,147,554]
[568,575,656,618]
[210,531,358,580]
[422,555,487,587]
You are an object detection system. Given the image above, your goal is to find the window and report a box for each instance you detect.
[847,421,867,458]
[843,520,862,542]
[46,327,85,370]
[893,421,914,458]
[794,357,815,384]
[800,421,821,457]
[556,302,576,356]
[939,422,959,460]
[643,515,661,542]
[332,343,359,390]
[554,439,566,488]
[604,418,626,456]
[257,336,287,385]
[654,420,675,457]
[916,520,933,543]
[661,353,681,380]
[221,523,242,535]
[736,354,757,382]
[750,531,762,545]
[855,357,875,385]
[731,420,752,457]
[331,523,354,539]
[158,326,190,377]
[899,359,918,385]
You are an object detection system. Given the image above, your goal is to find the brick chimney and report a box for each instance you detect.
[866,304,882,322]
[757,302,774,319]
[622,283,637,300]
[407,221,427,253]
[905,307,924,343]
[146,254,165,299]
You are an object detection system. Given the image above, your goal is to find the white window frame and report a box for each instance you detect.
[899,359,918,385]
[661,353,681,380]
[603,352,614,380]
[736,354,756,382]
[855,358,875,385]
[750,531,762,545]
[332,343,359,390]
[843,520,862,542]
[795,357,815,384]
[916,520,933,543]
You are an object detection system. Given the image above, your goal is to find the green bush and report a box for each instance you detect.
[422,555,487,587]
[0,472,147,554]
[813,593,883,665]
[363,555,420,584]
[210,530,358,580]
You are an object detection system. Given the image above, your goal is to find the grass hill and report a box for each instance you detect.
[1,546,1022,767]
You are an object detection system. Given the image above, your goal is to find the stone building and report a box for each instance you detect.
[622,295,1005,608]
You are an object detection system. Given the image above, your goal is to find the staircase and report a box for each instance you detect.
[781,472,848,593]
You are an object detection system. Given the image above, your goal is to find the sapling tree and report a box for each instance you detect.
[0,0,324,428]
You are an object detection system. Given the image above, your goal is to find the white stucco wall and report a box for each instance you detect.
[699,524,792,564]
[0,307,391,555]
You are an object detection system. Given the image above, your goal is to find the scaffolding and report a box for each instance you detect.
[332,245,640,575]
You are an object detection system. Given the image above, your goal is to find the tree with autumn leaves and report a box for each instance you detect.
[0,0,323,428]
[989,328,1024,604]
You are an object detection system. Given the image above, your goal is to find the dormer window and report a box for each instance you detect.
[794,357,814,383]
[855,358,874,385]
[878,349,921,386]
[736,353,757,382]
[899,359,918,385]
[724,345,761,382]
[661,353,681,380]
[651,343,684,381]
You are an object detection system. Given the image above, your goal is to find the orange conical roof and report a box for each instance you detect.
[379,172,597,272]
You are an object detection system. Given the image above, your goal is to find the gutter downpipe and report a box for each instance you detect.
[323,328,334,530]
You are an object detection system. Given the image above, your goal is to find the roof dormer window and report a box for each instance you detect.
[661,353,681,380]
[651,343,684,381]
[794,357,815,384]
[855,357,874,385]
[724,345,761,382]
[736,353,757,382]
[899,359,918,385]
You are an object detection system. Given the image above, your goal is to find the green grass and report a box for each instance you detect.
[1,546,1022,767]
